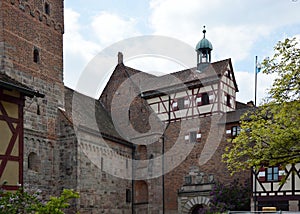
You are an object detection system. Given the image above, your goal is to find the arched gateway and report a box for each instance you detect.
[181,196,210,214]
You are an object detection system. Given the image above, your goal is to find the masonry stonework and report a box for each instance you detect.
[1,1,253,213]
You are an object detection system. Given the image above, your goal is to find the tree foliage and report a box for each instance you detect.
[196,179,251,213]
[223,37,300,173]
[0,183,79,214]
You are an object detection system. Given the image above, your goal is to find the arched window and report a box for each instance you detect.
[134,180,148,204]
[33,48,40,63]
[28,152,40,172]
[137,145,147,160]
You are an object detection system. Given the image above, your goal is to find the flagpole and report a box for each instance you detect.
[255,56,258,106]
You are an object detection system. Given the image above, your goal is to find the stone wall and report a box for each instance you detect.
[1,0,65,199]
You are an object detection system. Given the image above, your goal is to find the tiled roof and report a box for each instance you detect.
[219,103,255,124]
[140,59,239,98]
[64,87,131,146]
[0,73,44,97]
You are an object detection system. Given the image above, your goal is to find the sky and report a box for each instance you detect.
[63,0,300,104]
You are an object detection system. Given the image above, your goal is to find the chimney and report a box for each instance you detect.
[118,52,123,64]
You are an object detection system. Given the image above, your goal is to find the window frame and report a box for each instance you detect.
[189,131,197,143]
[45,2,50,15]
[231,126,241,137]
[226,94,231,107]
[196,92,210,106]
[126,189,132,203]
[266,166,279,182]
[202,92,209,105]
[177,97,185,110]
[33,47,40,63]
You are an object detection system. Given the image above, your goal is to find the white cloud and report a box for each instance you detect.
[64,9,141,90]
[235,70,277,104]
[148,0,300,103]
[149,0,300,62]
[64,1,300,100]
[64,8,101,88]
[91,12,140,46]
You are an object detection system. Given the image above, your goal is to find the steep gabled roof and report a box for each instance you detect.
[140,59,239,98]
[167,58,238,91]
[100,63,155,99]
[99,63,157,114]
[63,86,132,147]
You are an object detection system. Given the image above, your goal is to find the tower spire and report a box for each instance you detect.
[203,26,206,38]
[195,26,213,70]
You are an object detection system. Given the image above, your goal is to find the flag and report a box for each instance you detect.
[256,63,262,73]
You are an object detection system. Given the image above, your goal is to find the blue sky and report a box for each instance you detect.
[63,0,300,103]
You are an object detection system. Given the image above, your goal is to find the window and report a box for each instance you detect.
[225,70,231,79]
[185,175,192,184]
[231,126,241,137]
[45,2,50,15]
[101,157,104,171]
[172,97,188,110]
[177,97,185,110]
[266,167,279,181]
[28,152,40,172]
[172,99,178,110]
[196,93,209,106]
[134,181,148,204]
[186,131,201,143]
[33,48,40,63]
[190,131,197,143]
[226,94,231,107]
[202,93,209,105]
[126,189,131,203]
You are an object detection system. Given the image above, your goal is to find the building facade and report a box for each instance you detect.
[0,0,278,213]
[252,164,300,211]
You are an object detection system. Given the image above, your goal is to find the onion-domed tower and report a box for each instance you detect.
[196,26,213,69]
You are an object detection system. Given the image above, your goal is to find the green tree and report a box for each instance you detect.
[223,37,300,174]
[0,183,79,214]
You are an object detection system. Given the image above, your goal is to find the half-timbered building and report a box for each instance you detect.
[0,74,43,191]
[1,0,276,212]
[98,29,253,213]
[252,164,300,211]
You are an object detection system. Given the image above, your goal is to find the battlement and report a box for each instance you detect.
[7,0,64,34]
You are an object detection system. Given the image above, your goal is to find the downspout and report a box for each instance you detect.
[253,167,257,211]
[132,145,135,214]
[163,95,171,213]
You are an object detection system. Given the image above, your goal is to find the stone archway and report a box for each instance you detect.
[181,196,210,214]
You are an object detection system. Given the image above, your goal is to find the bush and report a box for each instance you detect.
[205,179,251,213]
[0,183,79,214]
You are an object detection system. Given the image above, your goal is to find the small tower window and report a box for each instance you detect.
[45,2,50,15]
[28,152,40,172]
[33,48,40,63]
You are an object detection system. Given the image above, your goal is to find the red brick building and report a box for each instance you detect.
[0,0,253,213]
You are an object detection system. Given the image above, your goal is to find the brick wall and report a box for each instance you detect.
[1,0,65,198]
